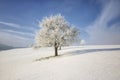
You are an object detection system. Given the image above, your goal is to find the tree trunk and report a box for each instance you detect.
[55,46,58,56]
[54,42,58,56]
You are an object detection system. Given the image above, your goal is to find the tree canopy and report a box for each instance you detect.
[35,14,80,56]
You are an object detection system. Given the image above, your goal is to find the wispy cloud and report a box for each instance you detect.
[0,21,38,32]
[0,32,33,47]
[86,0,120,45]
[0,29,35,38]
[0,21,38,47]
[0,21,21,28]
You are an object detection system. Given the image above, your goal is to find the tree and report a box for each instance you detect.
[35,14,80,56]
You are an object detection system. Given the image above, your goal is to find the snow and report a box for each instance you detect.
[0,45,120,80]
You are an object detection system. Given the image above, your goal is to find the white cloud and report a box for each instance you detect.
[0,21,38,47]
[86,0,120,45]
[0,21,38,32]
[0,21,21,28]
[0,32,33,47]
[0,29,35,38]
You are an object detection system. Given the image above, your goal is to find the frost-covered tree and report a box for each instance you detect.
[80,39,85,45]
[35,14,80,56]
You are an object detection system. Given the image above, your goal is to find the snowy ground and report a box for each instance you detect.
[0,45,120,80]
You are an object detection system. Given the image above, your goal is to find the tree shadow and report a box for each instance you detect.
[60,46,84,50]
[62,48,120,56]
[35,47,120,62]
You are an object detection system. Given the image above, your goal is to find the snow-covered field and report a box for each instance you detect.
[0,45,120,80]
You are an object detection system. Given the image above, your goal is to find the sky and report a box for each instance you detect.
[0,0,120,47]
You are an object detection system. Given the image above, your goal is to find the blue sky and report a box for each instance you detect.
[0,0,120,47]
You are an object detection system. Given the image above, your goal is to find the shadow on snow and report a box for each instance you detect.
[64,48,120,55]
[36,47,120,61]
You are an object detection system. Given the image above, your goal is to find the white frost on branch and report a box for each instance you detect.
[35,14,80,48]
